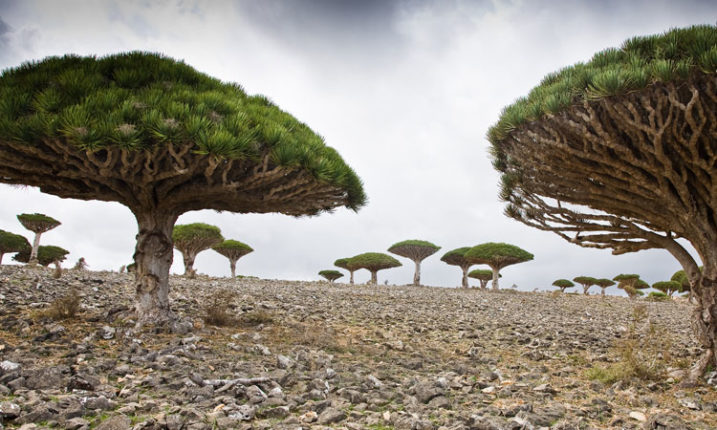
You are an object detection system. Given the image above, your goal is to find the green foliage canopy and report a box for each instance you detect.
[0,52,366,214]
[349,252,401,271]
[212,239,253,258]
[468,269,493,281]
[388,240,441,261]
[464,242,534,269]
[14,245,69,266]
[17,213,60,233]
[488,25,717,143]
[318,270,344,282]
[0,229,30,258]
[552,279,575,290]
[653,280,683,296]
[173,223,223,247]
[440,247,473,267]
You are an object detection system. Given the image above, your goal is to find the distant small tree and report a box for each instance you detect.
[653,280,683,297]
[388,240,440,286]
[335,258,359,285]
[468,269,494,289]
[614,274,649,299]
[212,239,253,278]
[552,279,574,293]
[349,252,401,285]
[0,229,30,264]
[17,213,60,265]
[573,276,598,295]
[671,269,695,301]
[319,270,344,283]
[14,245,69,269]
[465,242,533,290]
[172,223,223,278]
[594,278,615,296]
[73,257,88,271]
[440,247,474,288]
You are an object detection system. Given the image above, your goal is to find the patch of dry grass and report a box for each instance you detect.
[202,289,238,327]
[42,289,81,320]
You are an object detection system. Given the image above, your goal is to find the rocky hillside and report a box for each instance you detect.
[0,265,715,429]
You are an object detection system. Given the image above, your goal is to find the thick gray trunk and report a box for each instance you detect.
[183,252,196,278]
[461,266,469,288]
[229,259,237,278]
[689,274,717,383]
[600,287,606,296]
[480,280,488,289]
[583,285,590,295]
[0,252,3,265]
[29,232,42,265]
[491,267,500,290]
[349,270,354,285]
[370,270,377,285]
[133,210,177,327]
[413,260,421,286]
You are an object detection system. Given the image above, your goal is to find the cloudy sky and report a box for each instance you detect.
[0,0,714,292]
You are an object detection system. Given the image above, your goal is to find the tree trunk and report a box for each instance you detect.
[370,270,377,285]
[461,266,469,288]
[133,210,177,327]
[601,287,606,296]
[689,274,717,383]
[349,270,354,285]
[229,259,237,278]
[491,266,500,290]
[583,285,590,295]
[480,280,488,289]
[413,260,421,286]
[183,252,196,278]
[29,232,42,265]
[0,252,3,265]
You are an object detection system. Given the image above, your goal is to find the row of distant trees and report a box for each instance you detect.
[0,213,69,269]
[0,215,253,278]
[319,240,534,288]
[552,272,691,299]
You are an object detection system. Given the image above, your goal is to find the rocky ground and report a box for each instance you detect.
[0,265,715,430]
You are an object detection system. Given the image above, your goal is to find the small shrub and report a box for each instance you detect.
[647,291,669,301]
[44,290,81,320]
[239,309,274,327]
[585,364,630,385]
[584,304,674,384]
[202,289,237,327]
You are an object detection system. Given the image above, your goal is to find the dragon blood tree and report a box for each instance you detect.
[388,239,440,286]
[672,269,693,300]
[653,280,683,297]
[17,213,60,265]
[465,242,533,290]
[0,52,366,327]
[349,252,401,285]
[552,279,574,293]
[614,274,649,299]
[14,245,69,269]
[212,239,253,278]
[468,268,493,289]
[0,229,30,264]
[334,258,359,285]
[172,223,223,278]
[573,276,598,295]
[319,269,344,283]
[440,247,475,288]
[595,278,615,296]
[488,25,717,380]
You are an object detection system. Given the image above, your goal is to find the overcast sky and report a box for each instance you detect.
[0,0,714,293]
